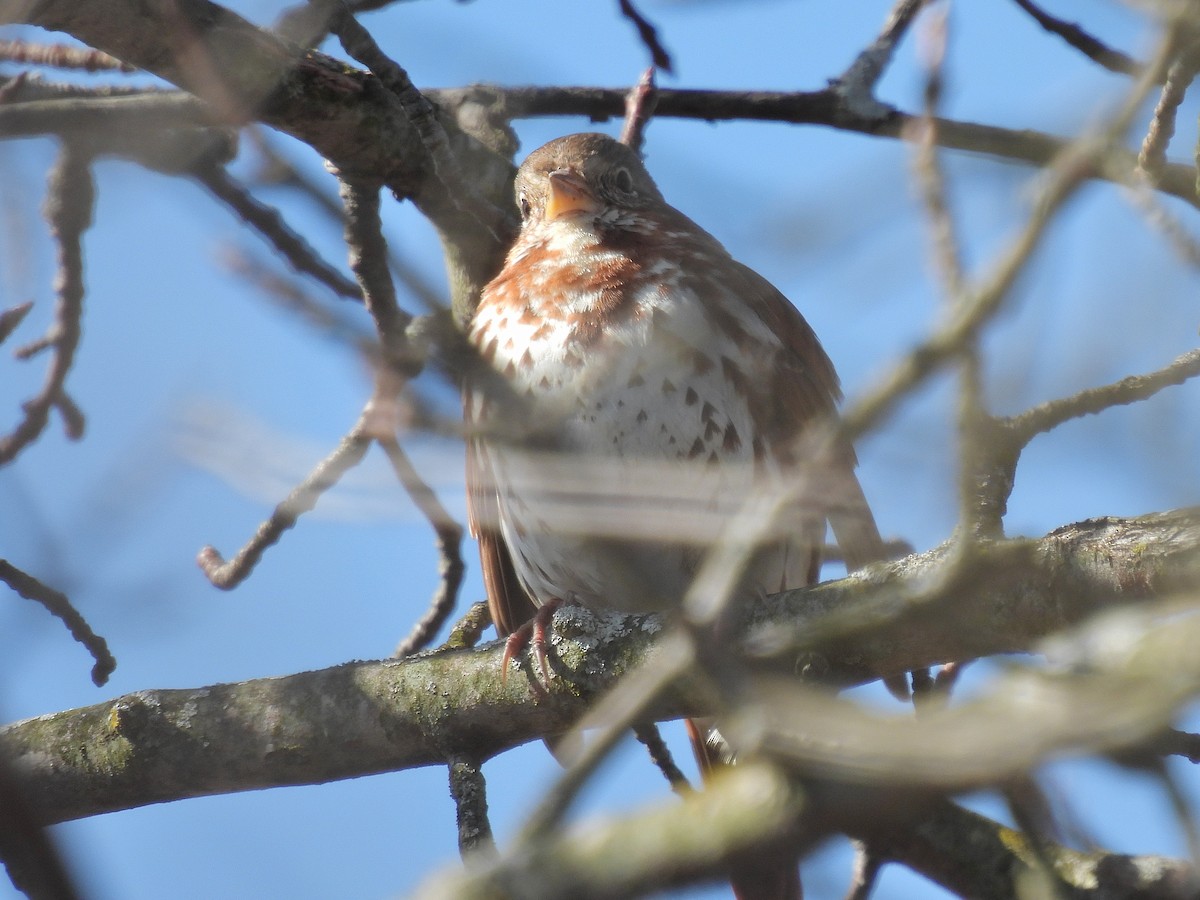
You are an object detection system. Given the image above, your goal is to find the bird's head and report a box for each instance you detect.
[512,133,664,229]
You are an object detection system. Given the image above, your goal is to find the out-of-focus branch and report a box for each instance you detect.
[615,0,672,74]
[383,436,465,657]
[418,762,814,900]
[1009,0,1143,77]
[476,85,1200,209]
[0,38,134,73]
[336,179,412,362]
[196,423,373,590]
[835,0,929,117]
[0,757,82,900]
[193,164,362,301]
[1140,48,1200,175]
[632,722,691,796]
[8,509,1200,825]
[0,303,33,345]
[0,141,93,465]
[330,9,507,242]
[447,756,496,862]
[248,132,447,311]
[1008,348,1200,444]
[618,68,658,153]
[852,797,1197,900]
[0,560,115,686]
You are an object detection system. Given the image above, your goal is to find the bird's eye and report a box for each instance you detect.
[612,167,634,194]
[518,191,532,219]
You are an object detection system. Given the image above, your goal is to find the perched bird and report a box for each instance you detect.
[465,132,885,899]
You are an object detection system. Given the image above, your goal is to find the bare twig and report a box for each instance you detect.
[1003,777,1071,896]
[441,601,491,651]
[0,38,136,73]
[839,139,1093,443]
[479,84,1200,211]
[0,757,83,900]
[618,67,658,153]
[633,722,692,796]
[382,436,465,657]
[1153,729,1200,763]
[844,843,884,900]
[447,756,496,861]
[337,178,414,367]
[0,301,33,345]
[250,131,448,311]
[0,91,218,138]
[0,141,93,465]
[836,0,929,115]
[330,10,507,239]
[1010,0,1143,77]
[1007,348,1200,444]
[194,164,363,301]
[0,560,115,686]
[197,425,373,589]
[220,248,375,355]
[616,0,673,74]
[514,631,698,847]
[908,3,965,298]
[1139,50,1200,175]
[839,12,1171,444]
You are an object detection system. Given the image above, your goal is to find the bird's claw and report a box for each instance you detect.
[500,598,563,695]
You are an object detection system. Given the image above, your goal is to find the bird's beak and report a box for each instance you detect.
[545,170,600,221]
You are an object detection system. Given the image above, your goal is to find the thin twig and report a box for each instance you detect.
[1007,348,1200,444]
[337,178,414,367]
[1010,0,1143,77]
[616,0,673,74]
[1003,778,1072,899]
[836,0,929,114]
[844,842,884,900]
[1152,729,1200,763]
[0,302,33,345]
[382,436,465,657]
[0,91,219,139]
[330,9,507,239]
[447,756,497,862]
[0,560,115,686]
[474,83,1200,211]
[441,601,491,651]
[250,130,448,311]
[220,247,376,355]
[513,631,697,847]
[197,425,373,589]
[0,141,92,465]
[909,3,965,298]
[838,15,1172,444]
[0,758,83,900]
[194,164,363,301]
[633,722,692,796]
[0,39,136,73]
[1139,50,1200,175]
[618,67,658,153]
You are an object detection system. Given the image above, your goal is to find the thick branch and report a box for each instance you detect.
[3,509,1198,825]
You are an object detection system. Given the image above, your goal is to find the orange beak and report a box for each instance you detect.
[545,170,600,221]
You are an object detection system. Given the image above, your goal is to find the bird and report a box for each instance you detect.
[464,132,886,899]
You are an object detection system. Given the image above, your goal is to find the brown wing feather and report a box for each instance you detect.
[464,390,538,637]
[729,261,888,573]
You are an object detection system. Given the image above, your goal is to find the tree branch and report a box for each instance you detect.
[5,508,1200,825]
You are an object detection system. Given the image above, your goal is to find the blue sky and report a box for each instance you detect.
[2,1,1199,897]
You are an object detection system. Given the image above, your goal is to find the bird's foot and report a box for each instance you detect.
[501,598,564,695]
